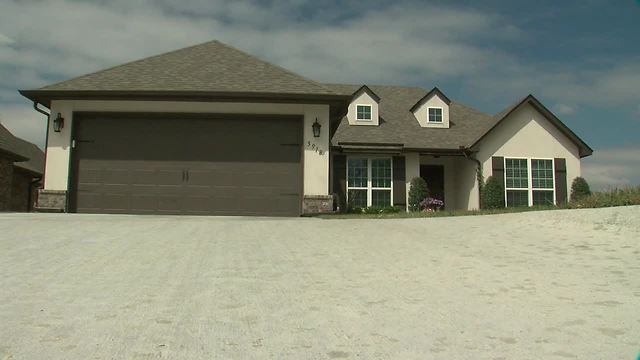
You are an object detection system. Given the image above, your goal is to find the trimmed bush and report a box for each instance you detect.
[408,177,429,212]
[570,177,592,202]
[481,175,505,209]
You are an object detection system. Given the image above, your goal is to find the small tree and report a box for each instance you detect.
[408,177,429,212]
[482,175,505,209]
[570,177,591,202]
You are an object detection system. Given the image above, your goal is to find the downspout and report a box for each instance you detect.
[32,102,50,210]
[461,146,483,208]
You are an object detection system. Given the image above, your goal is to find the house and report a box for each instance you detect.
[19,41,592,216]
[0,123,44,211]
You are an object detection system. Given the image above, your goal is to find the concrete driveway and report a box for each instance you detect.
[0,207,638,359]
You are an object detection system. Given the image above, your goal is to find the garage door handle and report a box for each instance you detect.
[182,170,186,182]
[185,170,189,182]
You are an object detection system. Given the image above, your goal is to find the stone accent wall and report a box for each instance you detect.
[0,157,14,211]
[36,189,67,212]
[10,170,32,212]
[302,195,334,215]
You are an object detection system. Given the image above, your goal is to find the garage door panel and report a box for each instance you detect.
[72,114,303,216]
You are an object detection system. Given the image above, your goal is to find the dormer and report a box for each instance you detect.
[411,87,451,129]
[347,85,380,126]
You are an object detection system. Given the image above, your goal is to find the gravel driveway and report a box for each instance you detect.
[0,207,638,359]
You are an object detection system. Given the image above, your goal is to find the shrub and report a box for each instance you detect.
[408,177,429,212]
[569,186,640,209]
[481,175,505,209]
[570,177,592,202]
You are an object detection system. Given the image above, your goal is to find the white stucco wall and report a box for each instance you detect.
[347,91,379,126]
[43,100,331,196]
[475,102,582,202]
[404,153,420,211]
[412,94,450,128]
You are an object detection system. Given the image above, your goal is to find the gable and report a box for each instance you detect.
[474,102,581,160]
[346,86,380,126]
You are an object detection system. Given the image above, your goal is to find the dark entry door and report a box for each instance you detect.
[70,113,303,216]
[420,165,445,203]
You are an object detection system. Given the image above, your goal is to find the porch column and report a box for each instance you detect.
[404,153,420,212]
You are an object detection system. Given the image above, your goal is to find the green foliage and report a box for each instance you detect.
[347,206,403,214]
[408,177,429,212]
[481,175,505,209]
[568,186,640,209]
[570,177,592,202]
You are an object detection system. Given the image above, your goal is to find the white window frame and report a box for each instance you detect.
[427,106,443,123]
[356,104,373,121]
[503,157,555,207]
[346,156,393,207]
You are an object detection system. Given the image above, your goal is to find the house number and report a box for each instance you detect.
[306,141,325,155]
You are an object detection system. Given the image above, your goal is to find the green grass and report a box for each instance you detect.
[319,186,640,220]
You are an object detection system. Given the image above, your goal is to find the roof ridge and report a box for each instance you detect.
[39,41,221,90]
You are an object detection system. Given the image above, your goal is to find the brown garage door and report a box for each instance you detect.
[70,113,303,216]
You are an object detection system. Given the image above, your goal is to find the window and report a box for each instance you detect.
[428,107,443,122]
[347,157,393,209]
[356,105,372,121]
[504,158,555,207]
[531,159,554,205]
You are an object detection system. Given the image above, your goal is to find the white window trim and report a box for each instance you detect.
[346,156,394,207]
[427,106,444,123]
[503,157,555,207]
[356,104,373,121]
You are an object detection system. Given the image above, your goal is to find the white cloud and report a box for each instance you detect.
[0,33,14,45]
[0,105,46,149]
[582,146,640,191]
[555,104,576,115]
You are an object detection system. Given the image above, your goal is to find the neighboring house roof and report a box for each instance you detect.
[21,41,346,105]
[471,95,593,158]
[327,84,497,152]
[0,123,29,161]
[0,123,44,175]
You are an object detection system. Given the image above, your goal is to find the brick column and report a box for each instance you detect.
[0,157,14,211]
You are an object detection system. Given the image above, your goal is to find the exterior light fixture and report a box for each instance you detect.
[53,113,64,132]
[312,118,321,138]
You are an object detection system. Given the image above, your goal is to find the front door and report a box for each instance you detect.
[420,165,445,203]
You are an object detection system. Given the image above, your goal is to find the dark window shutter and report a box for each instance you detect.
[491,156,505,204]
[332,155,347,212]
[554,158,567,205]
[392,156,406,208]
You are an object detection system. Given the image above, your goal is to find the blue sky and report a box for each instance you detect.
[0,0,638,189]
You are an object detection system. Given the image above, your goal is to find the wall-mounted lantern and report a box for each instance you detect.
[312,118,321,138]
[53,113,65,132]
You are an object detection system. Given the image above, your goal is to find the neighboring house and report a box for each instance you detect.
[19,41,592,216]
[0,123,44,212]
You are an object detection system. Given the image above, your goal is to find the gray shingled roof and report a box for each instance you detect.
[34,41,337,96]
[327,84,497,151]
[0,123,44,175]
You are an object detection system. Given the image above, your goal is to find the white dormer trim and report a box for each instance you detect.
[347,85,380,126]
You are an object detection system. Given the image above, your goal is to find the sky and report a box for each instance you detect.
[0,0,638,190]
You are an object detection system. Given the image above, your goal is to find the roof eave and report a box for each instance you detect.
[19,89,352,107]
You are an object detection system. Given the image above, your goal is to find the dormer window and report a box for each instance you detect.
[428,107,443,123]
[356,105,372,121]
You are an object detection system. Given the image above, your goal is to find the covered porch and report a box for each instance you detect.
[404,152,480,211]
